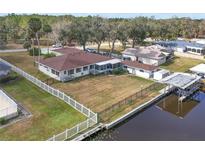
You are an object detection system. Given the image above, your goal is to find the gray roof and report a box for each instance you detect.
[0,62,11,71]
[122,45,167,60]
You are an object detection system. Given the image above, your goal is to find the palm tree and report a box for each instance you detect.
[43,24,52,54]
[28,18,42,63]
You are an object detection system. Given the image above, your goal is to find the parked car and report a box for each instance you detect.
[52,43,63,48]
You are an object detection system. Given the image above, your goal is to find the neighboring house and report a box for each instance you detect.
[0,62,11,79]
[122,60,158,79]
[38,48,122,81]
[122,45,168,66]
[190,64,205,78]
[156,40,205,56]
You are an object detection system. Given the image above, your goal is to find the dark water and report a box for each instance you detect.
[87,91,205,141]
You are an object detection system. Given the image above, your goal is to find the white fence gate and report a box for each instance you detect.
[0,58,98,141]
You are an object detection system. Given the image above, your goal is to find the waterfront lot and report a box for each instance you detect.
[160,56,205,72]
[53,75,154,113]
[0,77,86,140]
[0,52,154,113]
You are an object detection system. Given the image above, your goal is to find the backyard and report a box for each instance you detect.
[0,76,86,141]
[160,56,205,72]
[53,75,154,113]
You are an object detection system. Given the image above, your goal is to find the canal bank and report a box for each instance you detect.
[86,91,205,141]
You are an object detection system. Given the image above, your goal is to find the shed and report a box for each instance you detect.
[153,69,170,81]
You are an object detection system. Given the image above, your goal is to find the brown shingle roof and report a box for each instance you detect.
[122,60,158,71]
[39,52,111,71]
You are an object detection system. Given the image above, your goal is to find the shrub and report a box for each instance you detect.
[43,53,56,59]
[29,47,41,56]
[112,68,127,75]
[0,118,8,125]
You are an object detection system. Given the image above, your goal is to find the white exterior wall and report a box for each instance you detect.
[126,67,152,79]
[39,63,93,81]
[122,54,137,61]
[138,57,166,66]
[39,64,61,80]
[0,90,18,119]
[59,66,90,81]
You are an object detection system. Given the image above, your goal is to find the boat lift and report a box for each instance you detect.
[159,73,202,102]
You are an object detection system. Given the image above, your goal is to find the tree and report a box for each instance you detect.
[5,13,21,43]
[117,21,129,49]
[108,20,120,55]
[23,40,31,51]
[28,18,42,62]
[43,24,52,53]
[91,16,107,52]
[128,17,148,48]
[0,24,7,49]
[74,17,92,51]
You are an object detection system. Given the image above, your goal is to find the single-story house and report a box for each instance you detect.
[156,40,205,56]
[122,45,168,66]
[190,63,205,78]
[38,48,122,81]
[122,60,158,79]
[0,62,11,79]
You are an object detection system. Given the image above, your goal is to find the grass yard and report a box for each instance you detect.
[0,77,86,141]
[53,75,154,113]
[0,52,49,81]
[160,56,205,72]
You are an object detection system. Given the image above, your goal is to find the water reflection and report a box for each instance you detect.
[156,94,199,119]
[88,91,205,141]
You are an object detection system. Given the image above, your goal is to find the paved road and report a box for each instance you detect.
[0,49,27,53]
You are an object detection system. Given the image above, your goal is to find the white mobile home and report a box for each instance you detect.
[122,45,167,66]
[122,61,158,79]
[38,48,122,81]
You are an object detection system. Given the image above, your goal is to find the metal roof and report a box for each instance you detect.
[190,64,205,74]
[160,73,201,89]
[156,40,205,49]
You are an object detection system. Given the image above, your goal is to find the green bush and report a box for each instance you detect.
[29,47,41,56]
[43,53,56,59]
[0,118,8,125]
[112,68,127,75]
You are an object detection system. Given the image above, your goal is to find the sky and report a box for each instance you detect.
[0,13,205,19]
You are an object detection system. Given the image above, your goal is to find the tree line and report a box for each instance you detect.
[1,14,205,51]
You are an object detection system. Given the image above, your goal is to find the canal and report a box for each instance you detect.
[87,91,205,141]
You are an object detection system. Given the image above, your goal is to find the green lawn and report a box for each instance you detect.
[160,56,205,72]
[0,77,86,141]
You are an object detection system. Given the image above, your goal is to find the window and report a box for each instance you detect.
[69,69,74,74]
[197,49,201,53]
[140,70,144,72]
[90,65,94,69]
[56,72,59,76]
[51,69,55,74]
[76,68,82,73]
[83,66,88,71]
[64,71,66,74]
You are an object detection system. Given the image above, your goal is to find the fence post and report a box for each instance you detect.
[66,129,68,139]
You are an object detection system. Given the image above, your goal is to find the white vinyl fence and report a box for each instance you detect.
[0,58,98,140]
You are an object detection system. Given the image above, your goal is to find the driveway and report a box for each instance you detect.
[0,49,27,53]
